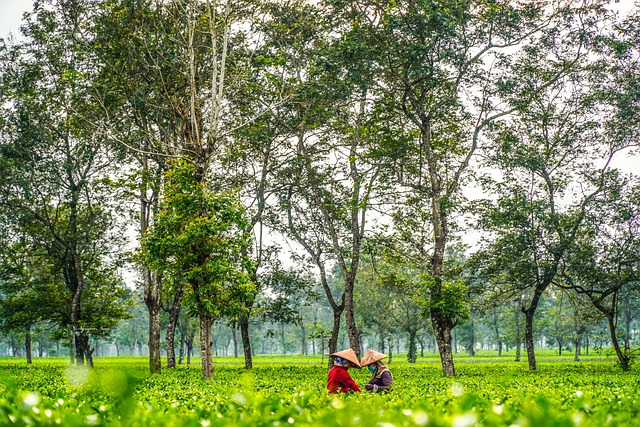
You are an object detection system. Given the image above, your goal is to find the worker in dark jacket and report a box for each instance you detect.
[360,349,392,392]
[327,348,362,394]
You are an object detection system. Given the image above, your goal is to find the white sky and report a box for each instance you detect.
[0,0,637,175]
[0,0,30,41]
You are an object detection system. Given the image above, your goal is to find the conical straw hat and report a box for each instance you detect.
[330,348,361,368]
[360,349,387,367]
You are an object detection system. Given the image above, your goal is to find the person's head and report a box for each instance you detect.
[360,349,388,372]
[334,356,353,368]
[367,362,378,373]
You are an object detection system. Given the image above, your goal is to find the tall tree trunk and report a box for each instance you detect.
[200,315,214,379]
[140,154,163,374]
[407,329,417,363]
[424,124,456,377]
[524,305,537,371]
[432,317,455,376]
[574,334,582,362]
[606,311,629,369]
[77,333,94,368]
[240,314,252,369]
[585,335,589,356]
[300,316,307,355]
[75,333,84,366]
[493,307,502,356]
[515,298,522,362]
[343,277,361,358]
[68,332,74,364]
[623,298,631,353]
[523,284,548,371]
[467,320,476,356]
[232,324,238,358]
[328,310,342,368]
[186,334,194,365]
[178,328,185,364]
[387,336,393,363]
[166,284,184,369]
[25,325,32,365]
[144,270,162,374]
[70,253,88,367]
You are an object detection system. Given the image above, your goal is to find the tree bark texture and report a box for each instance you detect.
[327,310,342,369]
[200,315,214,379]
[166,284,184,369]
[25,325,32,365]
[232,325,238,358]
[606,310,629,370]
[524,307,537,371]
[144,270,162,374]
[240,314,252,369]
[432,317,455,376]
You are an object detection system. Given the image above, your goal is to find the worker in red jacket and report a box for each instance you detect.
[327,348,362,394]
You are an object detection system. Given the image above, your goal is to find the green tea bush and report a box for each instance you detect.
[1,358,639,426]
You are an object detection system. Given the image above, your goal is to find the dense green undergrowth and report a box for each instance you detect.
[0,358,638,426]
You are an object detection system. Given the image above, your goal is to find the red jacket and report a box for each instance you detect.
[327,365,361,394]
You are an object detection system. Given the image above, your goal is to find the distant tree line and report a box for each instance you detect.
[0,0,638,378]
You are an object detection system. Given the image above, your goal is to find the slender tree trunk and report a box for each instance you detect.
[70,254,90,367]
[407,329,417,363]
[343,277,361,358]
[166,284,184,369]
[11,334,20,357]
[328,310,342,368]
[605,312,630,370]
[200,315,213,379]
[25,325,32,365]
[75,334,85,366]
[493,307,502,357]
[144,270,162,374]
[433,318,455,376]
[467,320,476,356]
[523,283,549,371]
[515,299,522,362]
[178,329,185,364]
[623,298,631,353]
[80,333,94,367]
[68,332,74,364]
[524,306,537,371]
[300,317,307,355]
[232,324,238,358]
[140,154,163,375]
[387,336,393,363]
[187,335,194,365]
[240,314,252,369]
[574,334,582,362]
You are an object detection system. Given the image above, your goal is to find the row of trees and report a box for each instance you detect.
[2,274,635,365]
[1,0,638,377]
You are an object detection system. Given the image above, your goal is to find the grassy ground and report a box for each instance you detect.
[0,355,637,426]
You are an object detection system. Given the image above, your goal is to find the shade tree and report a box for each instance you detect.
[142,160,255,378]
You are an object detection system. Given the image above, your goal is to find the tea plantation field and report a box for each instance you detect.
[1,357,639,426]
